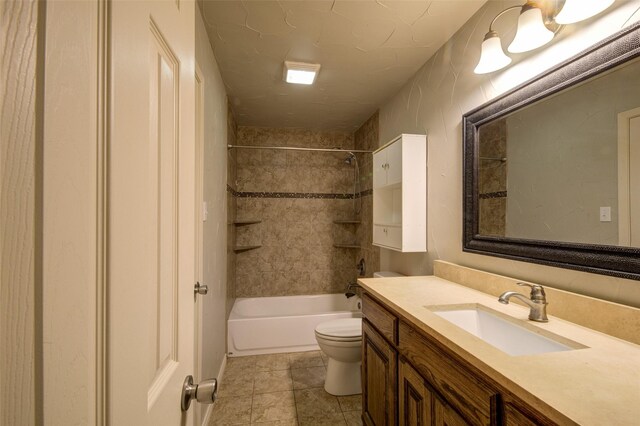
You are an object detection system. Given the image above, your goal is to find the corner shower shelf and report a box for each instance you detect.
[233,219,262,226]
[333,244,361,249]
[233,245,262,253]
[333,220,361,224]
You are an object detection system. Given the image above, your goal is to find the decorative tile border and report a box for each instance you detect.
[227,185,372,199]
[239,191,353,199]
[479,191,507,199]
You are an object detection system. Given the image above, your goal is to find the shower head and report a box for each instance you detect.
[344,152,356,165]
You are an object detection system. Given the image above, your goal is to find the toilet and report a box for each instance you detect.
[315,271,404,396]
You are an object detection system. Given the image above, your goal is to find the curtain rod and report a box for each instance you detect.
[227,144,373,153]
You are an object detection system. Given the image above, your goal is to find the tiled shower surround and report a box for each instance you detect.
[231,119,378,297]
[354,112,380,278]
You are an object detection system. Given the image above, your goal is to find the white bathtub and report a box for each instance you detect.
[228,294,362,357]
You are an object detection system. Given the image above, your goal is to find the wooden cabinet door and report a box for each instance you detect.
[399,358,432,426]
[385,139,403,186]
[373,149,388,188]
[434,398,468,426]
[363,320,397,426]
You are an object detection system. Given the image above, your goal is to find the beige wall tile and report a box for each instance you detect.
[231,126,374,297]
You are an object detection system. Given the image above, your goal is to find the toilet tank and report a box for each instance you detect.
[373,271,405,278]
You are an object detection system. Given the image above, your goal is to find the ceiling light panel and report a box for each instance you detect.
[284,61,321,85]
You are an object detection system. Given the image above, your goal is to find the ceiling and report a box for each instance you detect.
[200,0,487,131]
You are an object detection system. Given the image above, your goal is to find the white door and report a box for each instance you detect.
[618,107,640,246]
[109,0,197,424]
[194,65,206,426]
[630,115,640,246]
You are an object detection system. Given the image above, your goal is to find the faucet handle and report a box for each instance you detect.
[517,282,546,302]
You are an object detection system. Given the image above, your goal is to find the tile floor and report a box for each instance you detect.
[208,351,363,426]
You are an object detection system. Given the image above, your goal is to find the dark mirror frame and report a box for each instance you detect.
[463,21,640,281]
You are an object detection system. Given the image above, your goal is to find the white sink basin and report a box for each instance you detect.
[429,304,585,356]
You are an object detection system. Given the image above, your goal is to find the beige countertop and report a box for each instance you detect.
[358,275,640,425]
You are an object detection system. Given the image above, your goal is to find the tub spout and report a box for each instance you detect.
[345,282,360,299]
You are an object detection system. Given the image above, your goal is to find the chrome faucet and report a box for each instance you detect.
[345,282,360,299]
[498,282,549,322]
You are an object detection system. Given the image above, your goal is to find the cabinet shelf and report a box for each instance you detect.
[333,220,361,224]
[233,219,262,226]
[233,245,262,253]
[373,222,401,228]
[333,244,361,249]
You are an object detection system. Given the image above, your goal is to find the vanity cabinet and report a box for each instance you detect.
[398,358,432,425]
[362,320,397,426]
[399,357,469,426]
[362,291,555,426]
[372,134,426,252]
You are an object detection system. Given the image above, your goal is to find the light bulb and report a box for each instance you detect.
[555,0,615,24]
[508,5,555,53]
[474,32,512,74]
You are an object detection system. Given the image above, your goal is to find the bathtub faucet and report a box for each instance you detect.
[345,282,360,299]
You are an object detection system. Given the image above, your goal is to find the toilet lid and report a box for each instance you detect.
[315,318,362,338]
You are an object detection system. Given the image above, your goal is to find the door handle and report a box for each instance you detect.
[194,282,208,296]
[181,375,217,411]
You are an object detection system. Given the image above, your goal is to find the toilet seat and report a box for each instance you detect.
[315,318,362,341]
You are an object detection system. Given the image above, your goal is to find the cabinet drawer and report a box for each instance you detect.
[387,226,401,248]
[399,321,500,425]
[373,225,386,246]
[373,225,402,250]
[362,293,398,345]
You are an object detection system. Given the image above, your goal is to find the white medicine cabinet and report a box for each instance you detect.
[372,134,426,252]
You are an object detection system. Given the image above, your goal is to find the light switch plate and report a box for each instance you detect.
[600,206,611,222]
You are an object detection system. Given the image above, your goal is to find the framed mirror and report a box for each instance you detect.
[463,21,640,281]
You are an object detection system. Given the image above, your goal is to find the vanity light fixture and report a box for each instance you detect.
[283,61,321,85]
[507,2,555,53]
[555,0,615,24]
[474,0,614,75]
[474,31,512,74]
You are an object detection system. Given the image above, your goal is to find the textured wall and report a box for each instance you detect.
[196,9,228,419]
[233,127,360,297]
[378,1,640,307]
[354,111,380,278]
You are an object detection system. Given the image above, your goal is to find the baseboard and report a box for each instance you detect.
[202,354,227,426]
[201,404,214,426]
[217,353,227,382]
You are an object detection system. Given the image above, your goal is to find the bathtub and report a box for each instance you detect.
[228,294,362,357]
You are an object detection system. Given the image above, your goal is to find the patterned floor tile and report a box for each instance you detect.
[251,391,297,423]
[291,366,326,390]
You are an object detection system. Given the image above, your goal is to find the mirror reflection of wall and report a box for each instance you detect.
[478,58,640,247]
[478,120,507,237]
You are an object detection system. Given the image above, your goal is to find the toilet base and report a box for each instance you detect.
[324,358,362,396]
